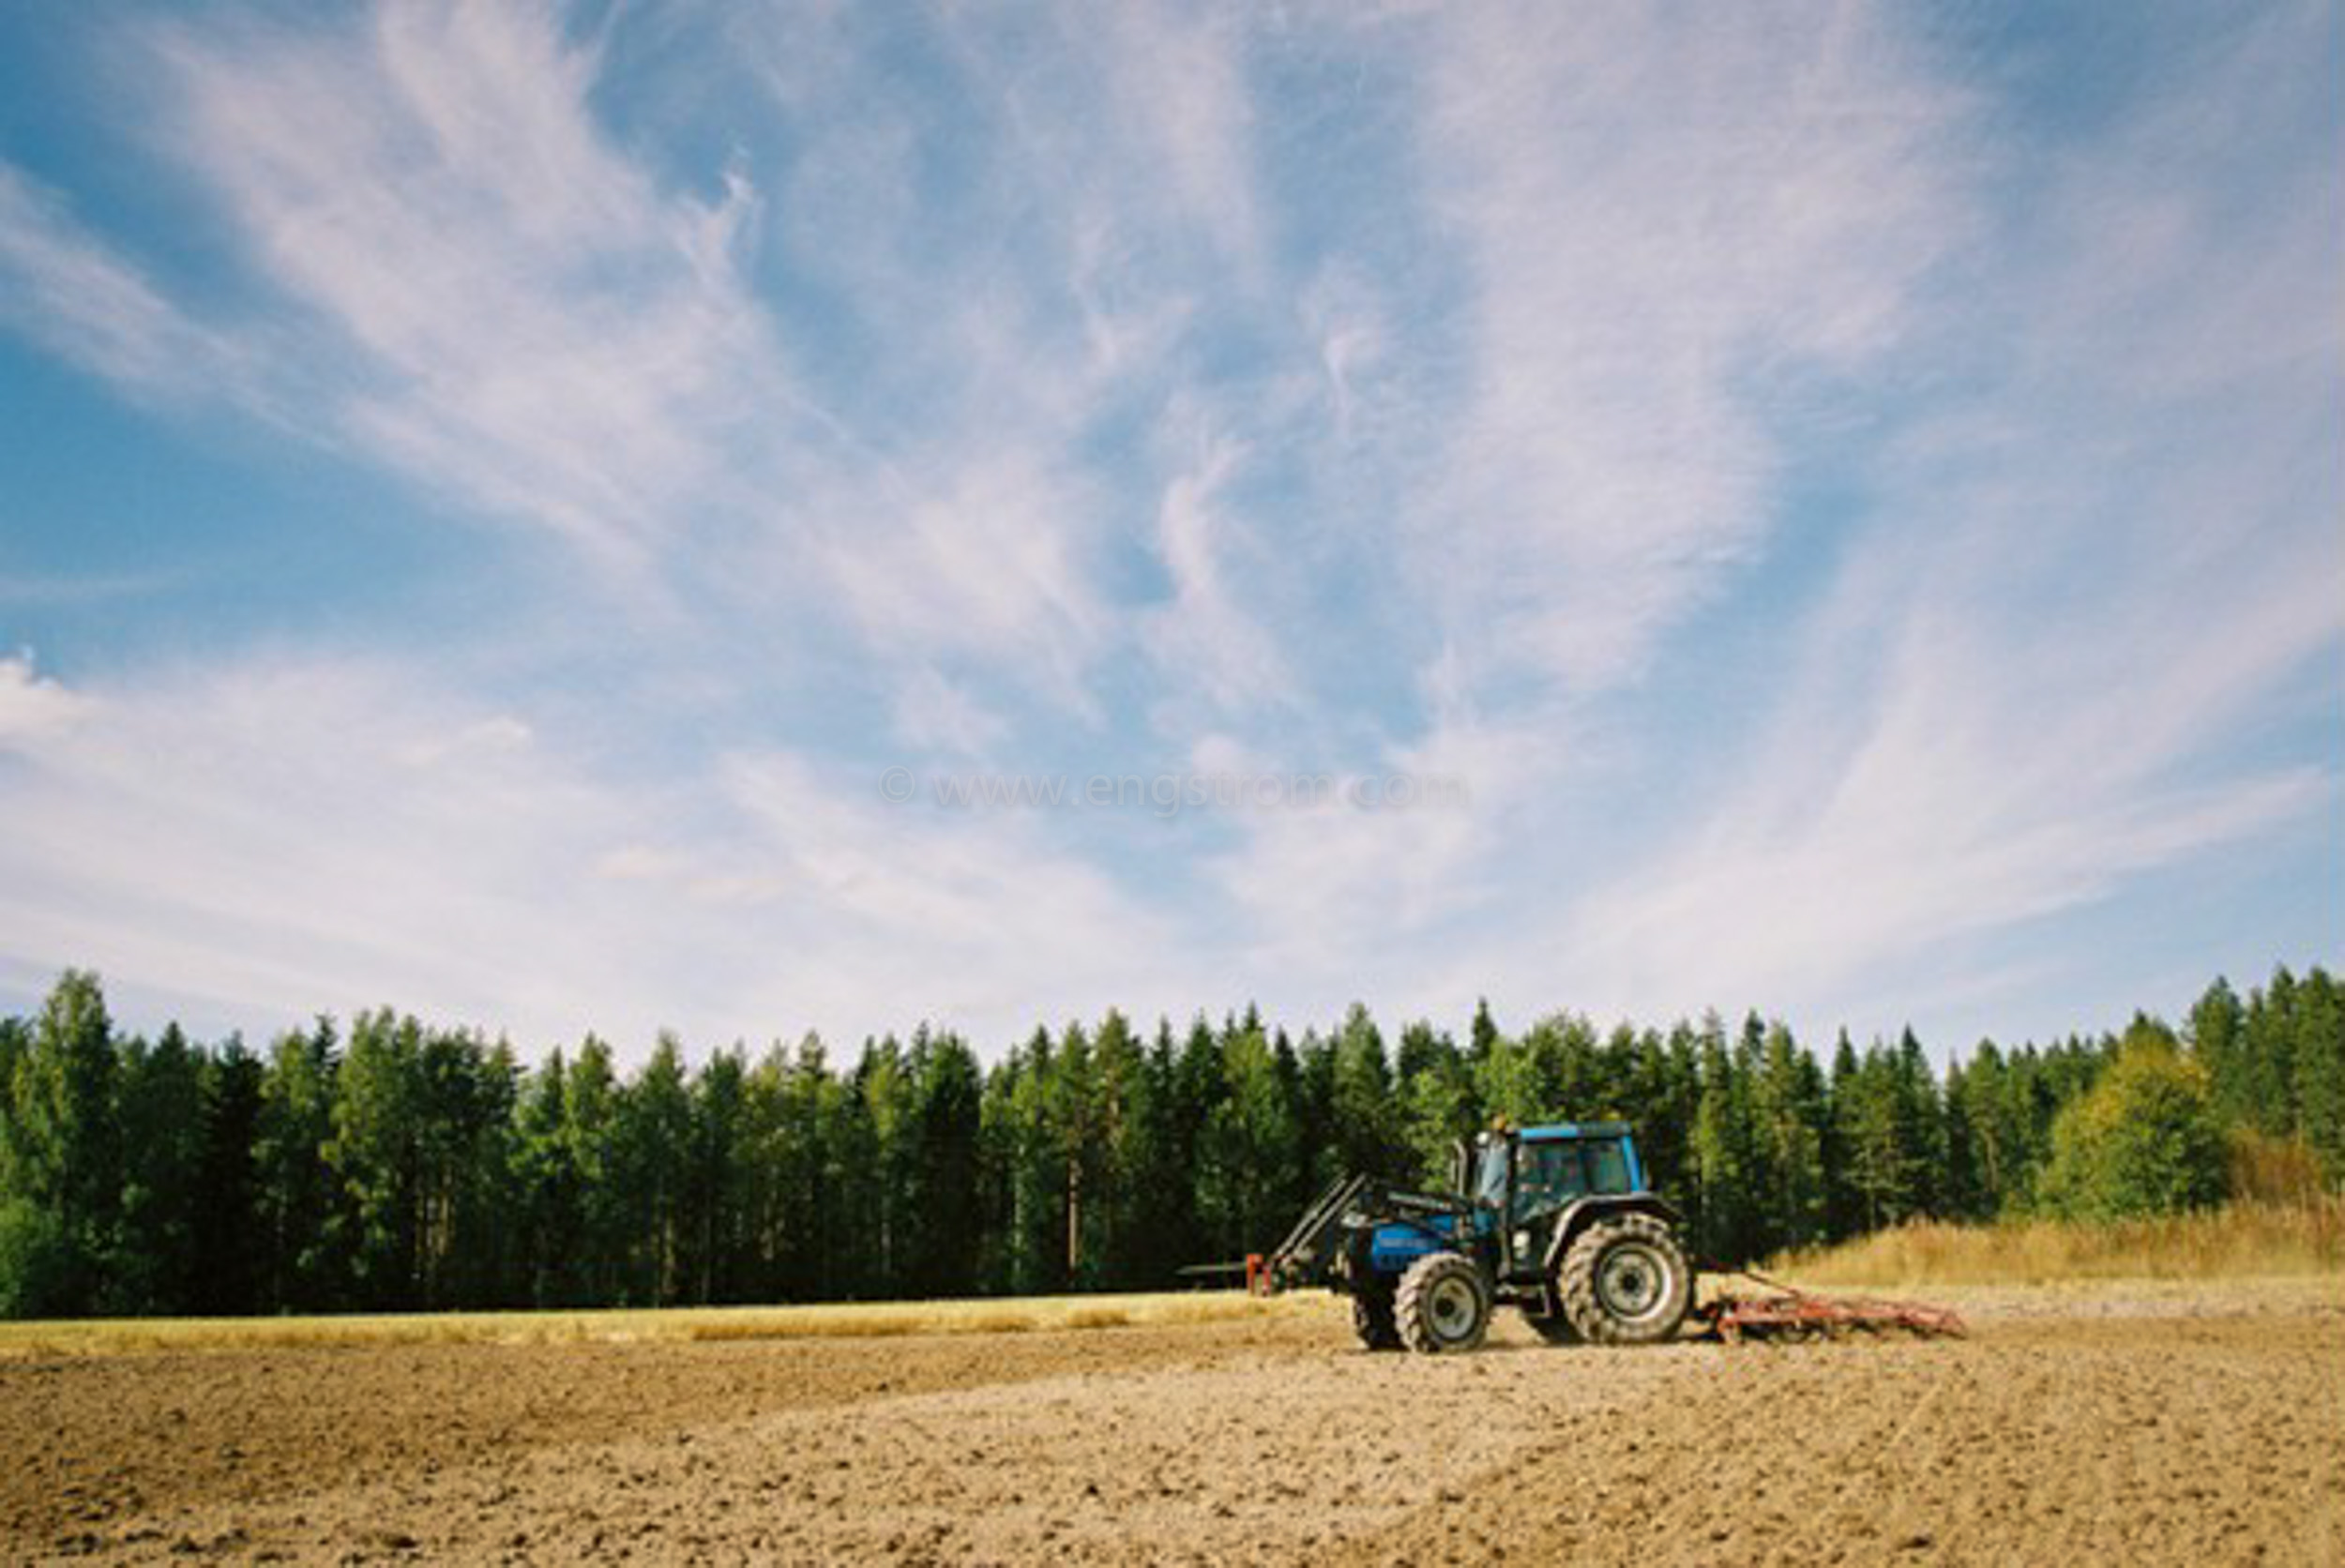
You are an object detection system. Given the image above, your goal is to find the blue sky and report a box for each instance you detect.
[0,1,2337,1065]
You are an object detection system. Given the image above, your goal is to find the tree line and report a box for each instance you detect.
[1,964,2337,1319]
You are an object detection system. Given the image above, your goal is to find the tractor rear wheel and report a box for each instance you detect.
[1351,1285,1401,1350]
[1394,1251,1491,1353]
[1558,1214,1692,1346]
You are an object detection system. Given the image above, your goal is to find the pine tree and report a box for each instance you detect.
[995,1030,1063,1296]
[411,1028,517,1308]
[907,1029,984,1297]
[2294,968,2345,1183]
[775,1034,845,1300]
[624,1033,696,1305]
[1085,1011,1151,1288]
[1753,1020,1826,1252]
[328,1010,425,1309]
[1525,1012,1602,1120]
[1838,1040,1929,1233]
[1948,1042,2025,1218]
[1169,1016,1228,1260]
[113,1022,205,1313]
[1627,1023,1701,1208]
[1329,1003,1403,1182]
[255,1019,343,1311]
[687,1047,751,1304]
[1398,1022,1476,1187]
[2187,977,2248,1125]
[1893,1028,1946,1219]
[513,1049,582,1306]
[0,972,122,1315]
[1471,1004,1537,1125]
[734,1044,793,1299]
[562,1036,628,1304]
[2242,968,2300,1138]
[1047,1022,1100,1287]
[190,1038,265,1315]
[1688,1015,1760,1261]
[1114,1019,1190,1287]
[1199,1020,1298,1259]
[1822,1032,1862,1239]
[1291,1028,1340,1199]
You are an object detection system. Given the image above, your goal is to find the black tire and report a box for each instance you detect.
[1394,1251,1491,1354]
[1558,1214,1692,1346]
[1523,1309,1580,1346]
[1352,1286,1401,1351]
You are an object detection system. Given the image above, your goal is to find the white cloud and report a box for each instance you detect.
[0,651,1191,1057]
[8,3,1142,716]
[0,654,95,745]
[1186,2,1978,994]
[1409,4,1967,695]
[0,164,264,408]
[889,668,1011,760]
[149,0,794,567]
[1089,3,1266,279]
[837,448,1108,671]
[1531,3,2345,1038]
[1140,431,1297,716]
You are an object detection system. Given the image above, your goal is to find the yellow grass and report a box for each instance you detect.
[0,1289,1323,1360]
[1769,1199,2345,1290]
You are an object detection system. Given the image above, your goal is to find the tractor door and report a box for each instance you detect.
[1506,1138,1590,1280]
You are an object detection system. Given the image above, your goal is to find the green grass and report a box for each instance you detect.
[0,1289,1323,1360]
[1766,1198,2345,1289]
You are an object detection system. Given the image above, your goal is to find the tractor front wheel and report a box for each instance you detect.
[1352,1285,1401,1351]
[1558,1214,1692,1346]
[1394,1251,1491,1354]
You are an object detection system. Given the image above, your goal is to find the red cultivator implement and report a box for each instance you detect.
[1694,1268,1967,1343]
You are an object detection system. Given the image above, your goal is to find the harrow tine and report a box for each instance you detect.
[1696,1266,1967,1344]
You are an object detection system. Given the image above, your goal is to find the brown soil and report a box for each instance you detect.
[3,1286,2338,1565]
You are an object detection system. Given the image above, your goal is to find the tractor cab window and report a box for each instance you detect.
[1514,1140,1588,1216]
[1584,1138,1632,1194]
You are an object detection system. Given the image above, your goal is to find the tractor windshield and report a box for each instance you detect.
[1474,1142,1509,1208]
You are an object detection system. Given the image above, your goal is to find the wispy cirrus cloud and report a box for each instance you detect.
[1186,5,1978,986]
[1140,431,1298,718]
[7,2,1141,697]
[148,1,794,568]
[1541,2,2345,1037]
[0,1,2335,1060]
[1408,4,1968,697]
[0,163,263,407]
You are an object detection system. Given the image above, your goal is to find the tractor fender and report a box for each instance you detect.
[1539,1194,1685,1279]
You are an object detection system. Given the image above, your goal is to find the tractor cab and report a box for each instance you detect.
[1460,1123,1647,1284]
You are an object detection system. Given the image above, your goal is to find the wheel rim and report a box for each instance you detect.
[1596,1243,1669,1321]
[1426,1274,1479,1340]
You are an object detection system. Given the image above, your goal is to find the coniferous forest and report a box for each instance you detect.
[1,966,2338,1319]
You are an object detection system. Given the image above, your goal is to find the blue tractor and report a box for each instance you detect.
[1263,1122,1692,1352]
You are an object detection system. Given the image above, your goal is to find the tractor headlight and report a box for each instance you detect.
[1514,1229,1531,1256]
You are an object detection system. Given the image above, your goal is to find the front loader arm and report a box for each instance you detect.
[1265,1175,1477,1293]
[1265,1174,1370,1289]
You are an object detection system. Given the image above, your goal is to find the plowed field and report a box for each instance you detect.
[4,1282,2338,1565]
